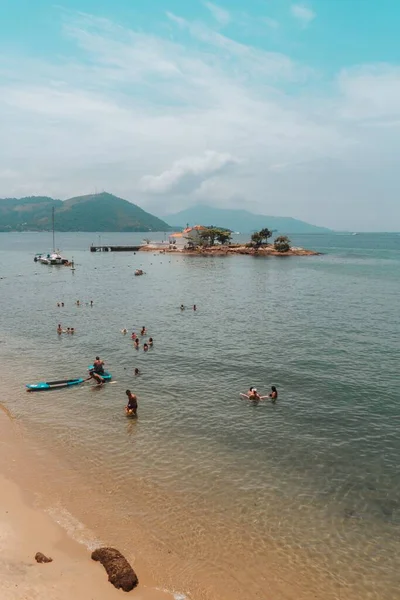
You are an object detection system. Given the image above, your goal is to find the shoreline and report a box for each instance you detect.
[140,244,320,256]
[0,409,178,600]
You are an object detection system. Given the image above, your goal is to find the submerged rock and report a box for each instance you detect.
[91,547,138,592]
[35,552,53,563]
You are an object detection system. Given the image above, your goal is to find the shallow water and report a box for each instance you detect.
[1,231,400,599]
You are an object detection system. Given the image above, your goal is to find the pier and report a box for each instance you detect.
[90,245,142,252]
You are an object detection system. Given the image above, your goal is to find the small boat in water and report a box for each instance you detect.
[34,251,69,265]
[33,207,70,265]
[26,377,84,391]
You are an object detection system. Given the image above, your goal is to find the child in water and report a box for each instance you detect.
[134,338,140,349]
[141,326,146,336]
[148,337,153,347]
[143,343,149,352]
[57,324,62,334]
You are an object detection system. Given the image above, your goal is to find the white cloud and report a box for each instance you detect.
[0,12,399,229]
[140,151,238,194]
[291,4,316,26]
[204,2,230,26]
[263,17,279,29]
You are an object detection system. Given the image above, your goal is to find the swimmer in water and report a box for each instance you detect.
[193,304,197,311]
[180,304,185,311]
[121,328,127,335]
[131,332,136,339]
[57,324,63,334]
[61,302,64,307]
[134,338,140,349]
[71,327,75,334]
[76,300,80,306]
[269,386,278,403]
[141,326,146,336]
[248,387,261,401]
[134,368,140,376]
[143,343,149,352]
[125,390,138,417]
[148,337,153,347]
[66,327,71,334]
[90,300,93,307]
[57,302,60,308]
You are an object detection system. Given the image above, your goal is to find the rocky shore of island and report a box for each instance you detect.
[140,244,320,257]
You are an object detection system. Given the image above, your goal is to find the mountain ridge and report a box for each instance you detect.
[166,205,331,234]
[0,192,172,232]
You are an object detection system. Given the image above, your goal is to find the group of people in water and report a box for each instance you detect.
[246,386,278,403]
[57,325,75,335]
[56,300,94,308]
[120,326,153,351]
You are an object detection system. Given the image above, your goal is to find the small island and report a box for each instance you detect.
[142,226,320,257]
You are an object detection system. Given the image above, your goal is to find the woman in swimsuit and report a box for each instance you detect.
[269,386,278,403]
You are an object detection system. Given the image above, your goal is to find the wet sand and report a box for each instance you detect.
[0,410,175,600]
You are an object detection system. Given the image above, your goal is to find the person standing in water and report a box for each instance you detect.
[141,326,146,336]
[134,368,140,376]
[143,343,149,352]
[193,304,197,311]
[148,337,153,347]
[125,390,138,417]
[248,387,261,401]
[180,304,185,311]
[269,386,278,403]
[57,324,63,334]
[134,338,140,349]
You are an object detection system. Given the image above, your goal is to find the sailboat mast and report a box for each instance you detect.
[52,206,55,252]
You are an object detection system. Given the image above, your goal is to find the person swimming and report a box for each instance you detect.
[193,304,197,311]
[125,390,138,417]
[90,300,93,307]
[76,300,80,306]
[143,343,149,352]
[269,386,278,403]
[57,302,60,308]
[134,338,140,349]
[248,387,261,401]
[148,337,153,347]
[180,304,185,310]
[131,331,136,339]
[121,328,128,334]
[71,327,75,334]
[141,326,146,336]
[57,324,62,334]
[61,302,64,307]
[134,368,140,376]
[66,327,71,334]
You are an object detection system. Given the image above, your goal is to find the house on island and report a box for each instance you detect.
[169,225,206,250]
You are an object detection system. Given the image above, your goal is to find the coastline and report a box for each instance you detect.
[0,409,176,600]
[140,244,320,256]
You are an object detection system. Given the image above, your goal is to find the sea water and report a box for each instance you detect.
[0,231,399,599]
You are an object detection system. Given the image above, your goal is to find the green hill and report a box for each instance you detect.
[0,192,172,232]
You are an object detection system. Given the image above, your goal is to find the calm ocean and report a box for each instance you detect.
[0,231,399,600]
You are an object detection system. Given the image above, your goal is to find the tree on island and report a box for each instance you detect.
[198,227,232,247]
[274,235,291,253]
[250,227,273,248]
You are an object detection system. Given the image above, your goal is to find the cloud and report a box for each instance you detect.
[140,151,238,194]
[204,2,230,26]
[0,11,399,229]
[263,17,279,30]
[291,4,316,26]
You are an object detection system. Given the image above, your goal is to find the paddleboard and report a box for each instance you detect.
[26,378,84,392]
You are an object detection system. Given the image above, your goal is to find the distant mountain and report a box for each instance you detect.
[0,192,172,232]
[166,205,331,234]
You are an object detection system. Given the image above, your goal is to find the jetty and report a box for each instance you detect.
[90,244,142,253]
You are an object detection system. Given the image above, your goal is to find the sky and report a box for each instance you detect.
[1,1,400,230]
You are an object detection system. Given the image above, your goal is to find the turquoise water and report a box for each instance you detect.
[0,232,399,599]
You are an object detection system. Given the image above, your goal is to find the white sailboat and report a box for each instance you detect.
[34,207,69,265]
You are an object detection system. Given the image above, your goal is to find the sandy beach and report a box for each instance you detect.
[0,409,175,600]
